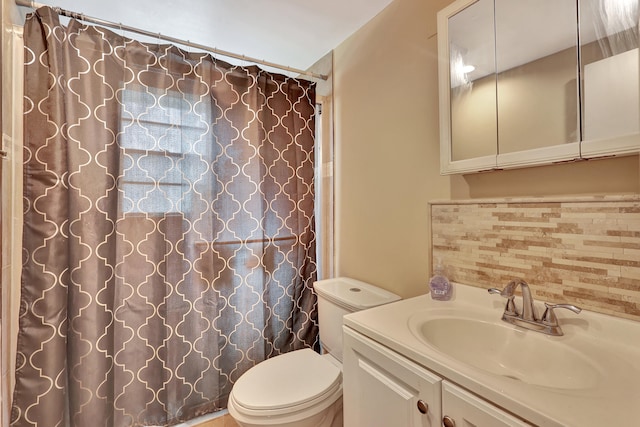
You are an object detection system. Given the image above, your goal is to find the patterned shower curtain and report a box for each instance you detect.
[12,7,318,427]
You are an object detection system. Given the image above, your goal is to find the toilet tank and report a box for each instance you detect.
[313,277,401,362]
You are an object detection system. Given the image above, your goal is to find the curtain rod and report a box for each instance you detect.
[15,0,329,81]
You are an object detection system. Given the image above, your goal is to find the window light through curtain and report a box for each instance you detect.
[119,86,206,215]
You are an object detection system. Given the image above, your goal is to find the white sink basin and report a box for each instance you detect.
[409,313,602,390]
[346,283,640,427]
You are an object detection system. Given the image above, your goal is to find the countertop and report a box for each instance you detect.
[343,283,640,427]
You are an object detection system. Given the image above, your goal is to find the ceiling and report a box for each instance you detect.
[18,0,395,74]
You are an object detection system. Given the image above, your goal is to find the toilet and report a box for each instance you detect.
[227,277,401,427]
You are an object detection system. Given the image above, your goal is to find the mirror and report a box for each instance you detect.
[448,0,497,163]
[580,0,640,154]
[495,0,579,155]
[438,0,640,174]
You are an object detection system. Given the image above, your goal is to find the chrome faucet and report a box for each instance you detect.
[488,279,581,336]
[491,279,536,321]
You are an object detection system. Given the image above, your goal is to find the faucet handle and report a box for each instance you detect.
[488,281,516,297]
[541,302,582,325]
[487,288,518,316]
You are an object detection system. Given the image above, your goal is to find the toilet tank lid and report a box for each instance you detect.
[313,277,401,311]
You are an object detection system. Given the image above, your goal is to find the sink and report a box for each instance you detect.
[410,314,602,390]
[346,283,640,426]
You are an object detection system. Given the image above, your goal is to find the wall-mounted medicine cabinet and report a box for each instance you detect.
[438,0,640,175]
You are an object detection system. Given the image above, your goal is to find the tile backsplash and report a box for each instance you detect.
[430,196,640,321]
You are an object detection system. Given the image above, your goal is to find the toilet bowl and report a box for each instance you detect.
[227,349,343,427]
[227,277,401,427]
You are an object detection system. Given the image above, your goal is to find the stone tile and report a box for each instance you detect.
[431,196,640,321]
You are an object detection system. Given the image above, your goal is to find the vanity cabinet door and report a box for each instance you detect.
[343,327,442,427]
[442,381,532,427]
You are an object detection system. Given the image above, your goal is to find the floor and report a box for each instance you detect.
[195,413,239,427]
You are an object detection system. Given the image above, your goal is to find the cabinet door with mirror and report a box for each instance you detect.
[441,0,498,173]
[580,0,640,157]
[438,0,640,174]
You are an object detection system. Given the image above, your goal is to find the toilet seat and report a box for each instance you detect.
[229,349,341,416]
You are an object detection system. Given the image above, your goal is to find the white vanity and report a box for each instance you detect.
[342,283,640,426]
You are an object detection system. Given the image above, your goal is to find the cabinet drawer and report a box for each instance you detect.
[442,381,532,427]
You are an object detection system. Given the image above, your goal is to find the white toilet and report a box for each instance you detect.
[227,277,401,427]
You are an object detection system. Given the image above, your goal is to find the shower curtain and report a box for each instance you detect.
[12,7,318,426]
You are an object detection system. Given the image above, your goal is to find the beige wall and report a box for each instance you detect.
[333,0,452,298]
[333,0,640,298]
